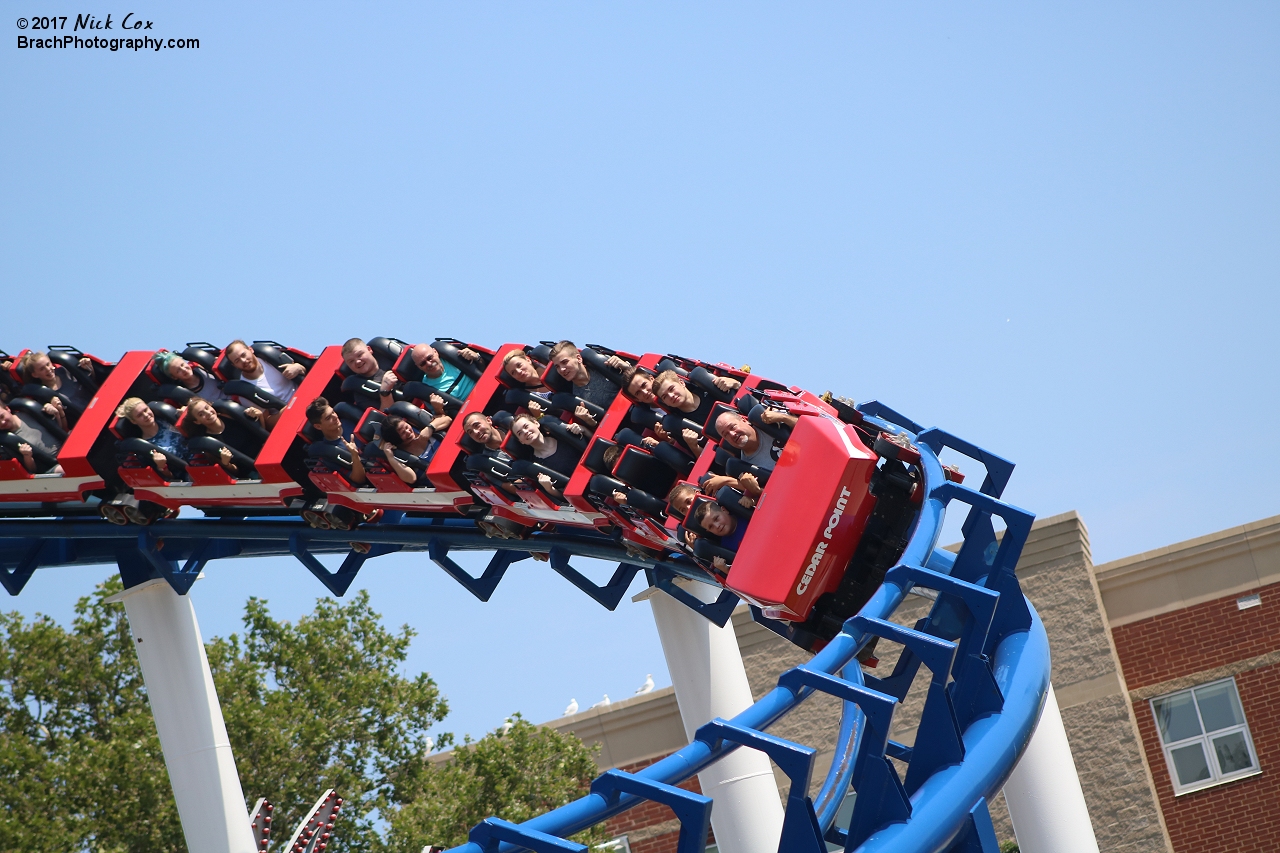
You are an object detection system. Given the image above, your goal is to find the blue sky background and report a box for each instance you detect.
[3,3,1278,742]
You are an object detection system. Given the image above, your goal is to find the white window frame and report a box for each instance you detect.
[1149,676,1261,795]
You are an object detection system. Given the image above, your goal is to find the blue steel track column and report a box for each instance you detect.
[642,581,785,853]
[106,578,257,853]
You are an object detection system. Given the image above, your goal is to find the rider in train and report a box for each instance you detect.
[0,335,928,654]
[0,399,64,475]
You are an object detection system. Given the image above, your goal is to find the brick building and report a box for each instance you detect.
[545,511,1280,853]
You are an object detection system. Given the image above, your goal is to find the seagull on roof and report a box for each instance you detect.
[590,694,611,709]
[500,718,514,736]
[563,698,579,716]
[424,736,435,755]
[635,674,654,695]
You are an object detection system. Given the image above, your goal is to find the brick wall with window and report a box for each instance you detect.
[1111,581,1280,853]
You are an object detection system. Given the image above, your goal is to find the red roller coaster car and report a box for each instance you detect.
[0,339,925,648]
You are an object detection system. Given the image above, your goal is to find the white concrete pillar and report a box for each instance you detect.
[1003,684,1099,853]
[108,579,257,853]
[641,582,784,853]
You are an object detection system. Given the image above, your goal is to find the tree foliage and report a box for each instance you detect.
[0,578,184,852]
[207,590,452,852]
[0,579,601,853]
[384,715,605,851]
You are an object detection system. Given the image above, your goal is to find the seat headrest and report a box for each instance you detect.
[583,438,618,475]
[368,337,406,370]
[153,383,195,406]
[549,392,605,420]
[111,416,142,440]
[703,403,738,442]
[587,473,628,498]
[656,358,687,377]
[212,348,238,382]
[355,408,384,443]
[613,446,678,498]
[6,396,67,440]
[581,347,627,389]
[386,400,432,429]
[492,410,514,430]
[725,456,771,485]
[466,451,515,480]
[182,343,220,372]
[251,342,295,368]
[149,401,180,425]
[392,346,424,382]
[220,379,286,411]
[333,402,365,426]
[627,404,661,431]
[6,349,30,385]
[432,339,485,380]
[211,400,270,442]
[341,374,381,397]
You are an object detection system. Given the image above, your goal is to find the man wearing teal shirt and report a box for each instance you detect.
[408,343,481,401]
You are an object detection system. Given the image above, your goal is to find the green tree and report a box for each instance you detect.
[383,715,605,851]
[0,580,604,853]
[207,590,451,852]
[0,579,185,852]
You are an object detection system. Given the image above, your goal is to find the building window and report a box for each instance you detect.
[1150,677,1260,795]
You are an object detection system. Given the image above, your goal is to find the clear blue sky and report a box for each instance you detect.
[3,3,1278,742]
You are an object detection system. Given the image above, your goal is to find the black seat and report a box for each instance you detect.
[181,342,220,372]
[368,336,407,369]
[0,404,61,474]
[656,357,688,376]
[549,392,606,421]
[748,403,792,444]
[116,436,187,478]
[703,403,739,442]
[582,438,618,476]
[433,339,487,380]
[152,383,195,405]
[400,381,465,415]
[581,346,628,389]
[693,537,737,566]
[510,458,570,490]
[186,435,257,476]
[626,404,661,432]
[539,417,588,454]
[46,346,104,389]
[386,400,437,429]
[17,385,82,424]
[613,447,678,498]
[220,379,287,411]
[725,456,771,486]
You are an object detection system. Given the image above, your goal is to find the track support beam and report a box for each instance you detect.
[107,575,256,853]
[643,580,784,853]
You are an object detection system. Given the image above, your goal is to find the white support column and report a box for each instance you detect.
[108,579,257,853]
[642,583,784,853]
[1003,684,1099,853]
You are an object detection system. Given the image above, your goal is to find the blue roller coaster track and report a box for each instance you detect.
[0,400,1045,853]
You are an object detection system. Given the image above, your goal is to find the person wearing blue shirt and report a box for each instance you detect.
[408,343,481,401]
